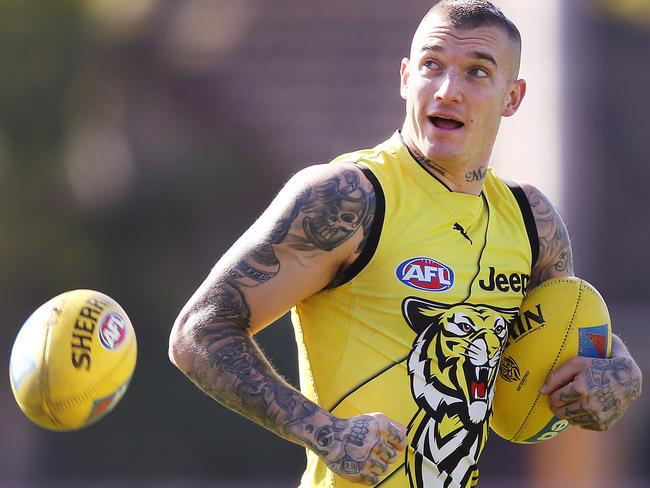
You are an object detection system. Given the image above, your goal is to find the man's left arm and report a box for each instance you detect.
[521,183,642,431]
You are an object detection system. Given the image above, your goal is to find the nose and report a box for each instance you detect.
[434,73,462,103]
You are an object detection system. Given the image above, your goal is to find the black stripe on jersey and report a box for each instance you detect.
[505,180,540,268]
[336,165,386,285]
[464,192,491,303]
[328,355,407,412]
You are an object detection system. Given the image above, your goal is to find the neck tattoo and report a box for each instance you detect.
[400,134,447,177]
[465,166,487,182]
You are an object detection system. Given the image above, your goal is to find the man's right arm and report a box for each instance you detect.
[521,183,642,431]
[168,163,406,485]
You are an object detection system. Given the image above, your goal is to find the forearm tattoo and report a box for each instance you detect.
[188,319,320,438]
[524,186,574,287]
[181,168,376,444]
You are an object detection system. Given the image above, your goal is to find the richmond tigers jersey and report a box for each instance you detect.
[292,131,537,488]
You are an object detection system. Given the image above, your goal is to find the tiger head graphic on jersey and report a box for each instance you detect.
[402,297,518,487]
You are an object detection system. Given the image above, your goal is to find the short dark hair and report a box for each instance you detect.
[425,0,521,47]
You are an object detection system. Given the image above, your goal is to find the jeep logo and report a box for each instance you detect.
[479,267,529,294]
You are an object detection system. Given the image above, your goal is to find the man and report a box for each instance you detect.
[168,1,642,487]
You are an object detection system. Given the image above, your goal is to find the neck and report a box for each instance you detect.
[400,132,487,196]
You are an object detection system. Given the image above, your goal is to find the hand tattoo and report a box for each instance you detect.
[582,357,641,428]
[319,416,379,477]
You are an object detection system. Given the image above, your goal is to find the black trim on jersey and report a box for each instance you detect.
[399,132,453,192]
[328,355,408,412]
[464,192,491,303]
[505,180,540,269]
[336,165,386,285]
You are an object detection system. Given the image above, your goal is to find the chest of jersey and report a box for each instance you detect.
[293,134,533,488]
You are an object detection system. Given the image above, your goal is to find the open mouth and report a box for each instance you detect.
[430,116,464,130]
[468,366,489,402]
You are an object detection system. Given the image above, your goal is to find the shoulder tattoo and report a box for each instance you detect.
[211,168,376,329]
[523,185,574,288]
[301,169,374,251]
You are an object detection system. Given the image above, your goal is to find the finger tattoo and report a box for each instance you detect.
[388,423,405,445]
[382,444,397,461]
[371,457,388,473]
[569,414,594,425]
[565,406,591,418]
[559,385,581,404]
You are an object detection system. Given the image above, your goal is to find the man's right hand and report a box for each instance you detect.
[312,413,407,486]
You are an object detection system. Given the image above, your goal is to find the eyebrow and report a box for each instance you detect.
[420,45,498,68]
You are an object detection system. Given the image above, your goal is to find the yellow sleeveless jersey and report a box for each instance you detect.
[292,132,538,488]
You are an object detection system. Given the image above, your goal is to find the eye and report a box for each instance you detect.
[493,316,507,337]
[422,59,441,71]
[470,67,489,78]
[446,313,474,336]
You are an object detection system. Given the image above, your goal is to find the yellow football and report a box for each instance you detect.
[9,289,137,431]
[491,277,612,443]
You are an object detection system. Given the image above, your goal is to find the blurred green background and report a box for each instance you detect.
[1,1,649,487]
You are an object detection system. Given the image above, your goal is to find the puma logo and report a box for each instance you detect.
[453,222,472,244]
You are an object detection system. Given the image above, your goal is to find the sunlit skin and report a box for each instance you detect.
[400,12,527,194]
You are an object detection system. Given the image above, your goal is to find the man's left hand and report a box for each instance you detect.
[540,335,642,431]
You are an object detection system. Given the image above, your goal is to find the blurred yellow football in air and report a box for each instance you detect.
[9,289,137,431]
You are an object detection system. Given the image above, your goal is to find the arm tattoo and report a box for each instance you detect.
[524,185,574,288]
[301,170,372,251]
[188,321,321,437]
[233,169,374,288]
[198,281,251,330]
[178,167,377,449]
[183,277,319,442]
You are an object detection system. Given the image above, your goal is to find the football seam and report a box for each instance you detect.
[511,278,582,442]
[44,335,136,415]
[41,302,66,429]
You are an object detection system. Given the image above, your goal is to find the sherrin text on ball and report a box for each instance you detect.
[9,289,137,431]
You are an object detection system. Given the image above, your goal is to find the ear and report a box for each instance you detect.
[400,57,410,101]
[402,297,451,334]
[502,78,526,117]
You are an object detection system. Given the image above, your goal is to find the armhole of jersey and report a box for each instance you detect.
[505,180,540,268]
[336,165,386,286]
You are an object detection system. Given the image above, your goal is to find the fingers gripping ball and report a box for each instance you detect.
[9,290,137,431]
[491,277,611,443]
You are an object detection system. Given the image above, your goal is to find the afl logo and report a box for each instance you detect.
[98,311,128,351]
[396,257,454,292]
